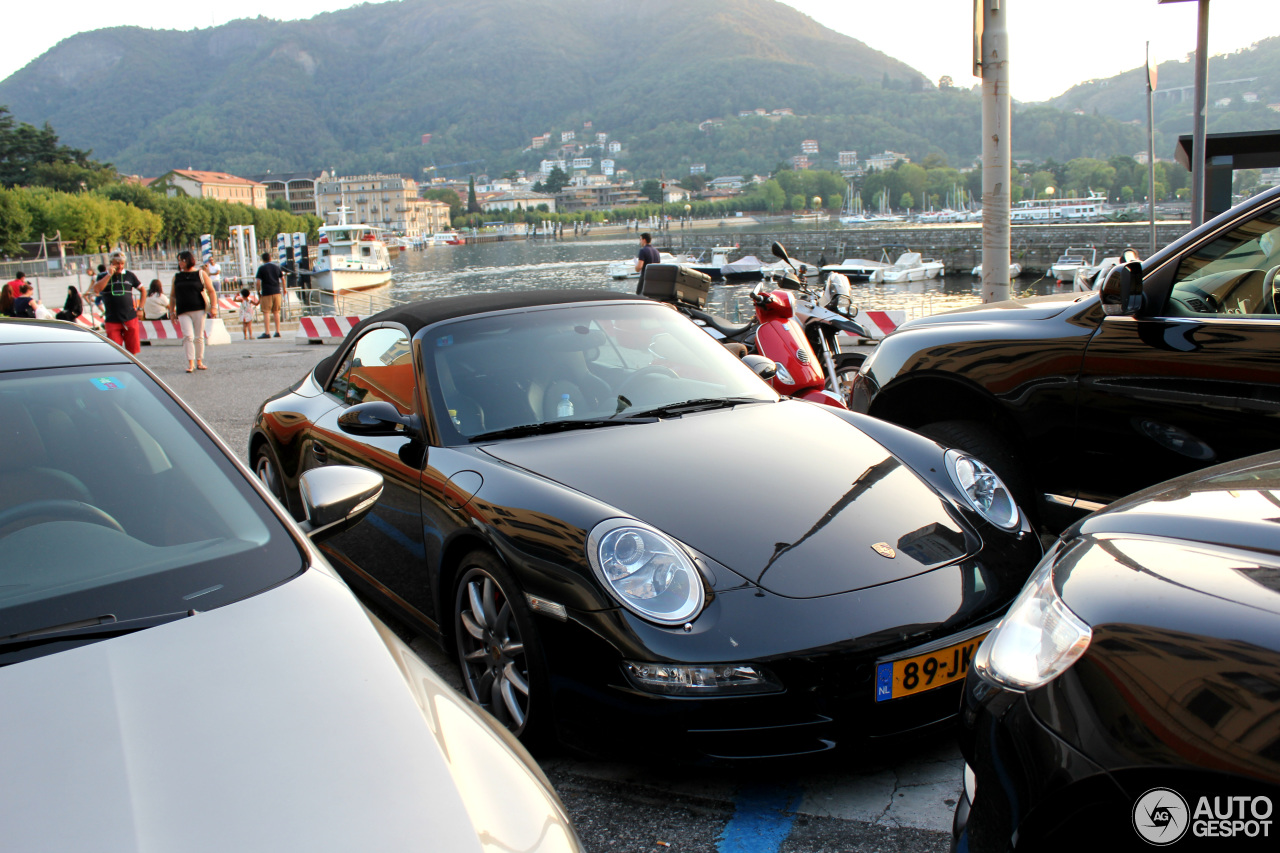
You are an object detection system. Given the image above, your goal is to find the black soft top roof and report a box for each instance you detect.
[313,288,648,384]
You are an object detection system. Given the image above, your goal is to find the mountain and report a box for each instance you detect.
[0,0,1153,179]
[1045,35,1280,141]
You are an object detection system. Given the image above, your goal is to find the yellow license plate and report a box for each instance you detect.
[875,634,987,702]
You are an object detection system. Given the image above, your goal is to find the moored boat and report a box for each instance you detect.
[1049,246,1097,282]
[871,251,945,284]
[310,207,393,294]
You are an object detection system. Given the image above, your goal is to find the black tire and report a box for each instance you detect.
[832,352,866,408]
[920,419,1035,522]
[253,442,300,520]
[453,550,551,749]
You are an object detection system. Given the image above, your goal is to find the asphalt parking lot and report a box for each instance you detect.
[134,334,961,853]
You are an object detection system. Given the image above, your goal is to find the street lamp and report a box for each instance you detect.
[1045,186,1056,201]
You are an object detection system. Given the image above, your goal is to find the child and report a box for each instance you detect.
[234,287,259,340]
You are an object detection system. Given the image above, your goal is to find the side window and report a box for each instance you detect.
[327,328,416,412]
[1167,207,1280,317]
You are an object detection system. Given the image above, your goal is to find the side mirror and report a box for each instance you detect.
[1099,261,1145,316]
[741,354,779,381]
[298,465,384,541]
[770,241,790,262]
[338,400,419,436]
[1120,247,1142,263]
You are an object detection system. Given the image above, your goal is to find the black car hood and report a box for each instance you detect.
[1076,449,1280,577]
[479,400,975,597]
[897,292,1091,330]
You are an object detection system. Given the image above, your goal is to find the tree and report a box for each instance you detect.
[268,197,291,212]
[641,179,662,203]
[898,191,915,211]
[542,167,569,195]
[466,176,481,214]
[0,187,32,253]
[0,107,114,190]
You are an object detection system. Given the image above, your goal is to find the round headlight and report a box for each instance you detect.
[944,449,1020,530]
[587,519,705,625]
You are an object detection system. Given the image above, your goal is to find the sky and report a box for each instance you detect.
[4,0,1279,102]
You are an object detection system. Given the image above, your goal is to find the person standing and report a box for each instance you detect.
[92,251,144,354]
[203,257,222,290]
[169,249,218,372]
[633,231,661,294]
[255,251,284,338]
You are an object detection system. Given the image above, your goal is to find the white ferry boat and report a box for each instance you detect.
[429,231,465,246]
[1011,191,1107,223]
[311,207,393,294]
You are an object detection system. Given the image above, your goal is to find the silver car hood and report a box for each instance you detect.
[0,569,576,852]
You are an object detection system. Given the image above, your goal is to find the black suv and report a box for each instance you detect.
[850,184,1280,528]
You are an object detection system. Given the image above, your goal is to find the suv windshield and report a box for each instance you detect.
[427,301,776,443]
[0,365,301,664]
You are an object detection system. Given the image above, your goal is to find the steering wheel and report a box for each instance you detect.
[1263,265,1280,314]
[616,365,678,398]
[0,500,126,537]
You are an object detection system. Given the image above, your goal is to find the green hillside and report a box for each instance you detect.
[0,0,1151,178]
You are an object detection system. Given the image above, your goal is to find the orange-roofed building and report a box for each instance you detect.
[153,169,268,209]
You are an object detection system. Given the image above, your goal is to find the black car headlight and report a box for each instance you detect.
[944,450,1020,530]
[972,550,1091,690]
[587,519,706,625]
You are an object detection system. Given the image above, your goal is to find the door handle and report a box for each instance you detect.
[312,444,329,463]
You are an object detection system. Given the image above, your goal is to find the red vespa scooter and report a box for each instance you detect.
[749,282,849,409]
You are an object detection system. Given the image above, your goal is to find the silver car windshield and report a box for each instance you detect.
[427,301,777,442]
[0,365,301,661]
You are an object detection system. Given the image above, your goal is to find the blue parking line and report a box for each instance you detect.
[717,784,801,853]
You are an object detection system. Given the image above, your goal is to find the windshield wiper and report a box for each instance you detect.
[470,415,658,442]
[623,397,768,419]
[0,611,193,653]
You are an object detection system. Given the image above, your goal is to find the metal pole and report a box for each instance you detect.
[1147,42,1158,255]
[1190,0,1209,227]
[981,0,1011,303]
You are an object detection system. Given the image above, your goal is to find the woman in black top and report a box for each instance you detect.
[56,286,84,322]
[169,250,219,372]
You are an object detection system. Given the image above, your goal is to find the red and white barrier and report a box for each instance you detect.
[296,315,361,343]
[138,318,231,346]
[845,310,906,340]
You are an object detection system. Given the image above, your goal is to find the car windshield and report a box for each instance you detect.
[427,300,777,442]
[0,365,302,663]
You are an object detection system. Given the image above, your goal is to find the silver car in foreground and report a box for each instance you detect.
[0,319,580,852]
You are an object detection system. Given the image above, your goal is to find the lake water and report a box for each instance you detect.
[384,233,1068,323]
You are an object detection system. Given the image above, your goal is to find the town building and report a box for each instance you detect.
[554,183,645,213]
[607,141,622,154]
[707,176,746,191]
[561,131,576,143]
[864,151,910,172]
[801,140,819,154]
[316,173,450,239]
[152,169,268,209]
[690,164,706,174]
[245,171,328,216]
[480,191,557,214]
[790,155,811,170]
[838,150,859,168]
[601,159,616,177]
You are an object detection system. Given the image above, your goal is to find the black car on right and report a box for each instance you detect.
[850,185,1280,530]
[952,451,1280,852]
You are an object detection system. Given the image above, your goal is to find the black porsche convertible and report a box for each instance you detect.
[250,289,1042,758]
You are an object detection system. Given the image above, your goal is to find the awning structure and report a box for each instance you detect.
[1176,131,1280,221]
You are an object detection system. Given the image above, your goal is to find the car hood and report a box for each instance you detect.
[0,569,576,853]
[479,400,975,597]
[895,292,1091,330]
[1076,449,1280,576]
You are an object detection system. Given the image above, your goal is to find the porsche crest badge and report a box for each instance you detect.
[871,542,896,559]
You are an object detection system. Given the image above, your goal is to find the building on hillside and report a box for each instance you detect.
[316,173,450,238]
[607,141,622,154]
[531,134,551,149]
[561,131,576,143]
[555,183,645,213]
[801,139,819,154]
[864,151,910,172]
[480,191,557,214]
[245,171,328,216]
[595,133,608,145]
[698,119,724,131]
[601,159,616,177]
[838,150,859,168]
[707,176,745,192]
[662,186,690,204]
[689,164,706,174]
[153,169,268,208]
[571,157,593,170]
[771,108,794,117]
[790,155,811,170]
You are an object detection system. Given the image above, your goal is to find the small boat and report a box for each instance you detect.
[429,231,465,246]
[791,211,830,224]
[1049,246,1097,283]
[607,251,688,280]
[1072,256,1122,291]
[310,206,393,294]
[822,257,888,282]
[687,246,737,281]
[872,251,945,284]
[971,262,1024,278]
